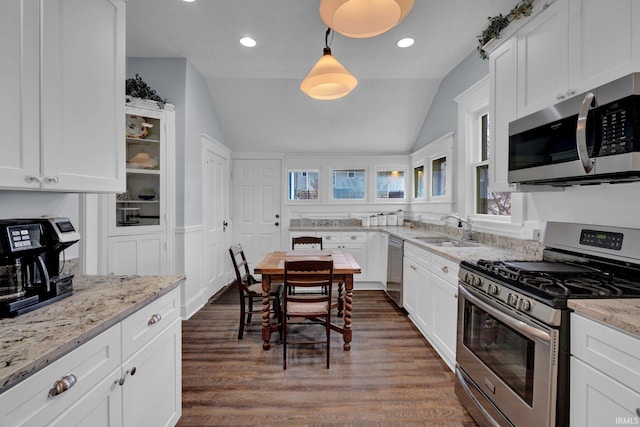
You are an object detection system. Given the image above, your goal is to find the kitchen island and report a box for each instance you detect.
[0,274,184,427]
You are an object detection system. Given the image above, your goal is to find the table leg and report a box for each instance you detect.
[261,274,272,350]
[343,275,353,351]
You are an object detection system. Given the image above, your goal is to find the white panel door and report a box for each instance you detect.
[203,140,229,298]
[0,0,40,188]
[107,234,167,275]
[232,159,282,269]
[41,0,125,192]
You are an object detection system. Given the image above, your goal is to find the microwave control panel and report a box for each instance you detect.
[598,96,638,156]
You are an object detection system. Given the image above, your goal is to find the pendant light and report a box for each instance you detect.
[300,28,357,100]
[319,0,414,38]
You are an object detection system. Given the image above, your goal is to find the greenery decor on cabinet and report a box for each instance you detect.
[125,74,168,108]
[477,0,534,60]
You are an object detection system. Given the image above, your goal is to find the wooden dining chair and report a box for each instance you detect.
[291,236,326,295]
[229,243,282,340]
[282,259,334,370]
[291,236,323,250]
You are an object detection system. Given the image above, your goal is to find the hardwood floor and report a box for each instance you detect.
[178,289,477,426]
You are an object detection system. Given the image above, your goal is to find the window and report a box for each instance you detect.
[376,170,405,199]
[288,170,319,200]
[473,112,511,216]
[431,157,446,197]
[332,169,365,200]
[413,165,424,199]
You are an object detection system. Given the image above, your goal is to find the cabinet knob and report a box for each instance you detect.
[46,176,60,184]
[442,266,449,273]
[147,313,162,325]
[49,374,77,397]
[555,93,565,100]
[28,175,43,183]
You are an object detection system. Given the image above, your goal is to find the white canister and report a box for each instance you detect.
[378,214,387,226]
[361,216,370,227]
[370,215,378,226]
[387,213,397,226]
[397,210,404,225]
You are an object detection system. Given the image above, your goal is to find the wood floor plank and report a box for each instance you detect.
[178,289,476,426]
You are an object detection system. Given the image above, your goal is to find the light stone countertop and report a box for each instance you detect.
[568,299,640,338]
[0,274,184,393]
[289,225,542,263]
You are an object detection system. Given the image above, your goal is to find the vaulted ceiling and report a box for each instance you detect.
[126,0,518,154]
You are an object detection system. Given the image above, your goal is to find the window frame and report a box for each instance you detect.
[286,169,320,202]
[374,167,408,202]
[331,168,367,202]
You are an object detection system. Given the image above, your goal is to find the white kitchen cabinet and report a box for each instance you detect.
[0,287,182,427]
[516,0,569,117]
[402,242,458,372]
[317,231,368,282]
[570,313,640,427]
[567,0,640,97]
[122,319,181,427]
[488,38,518,193]
[104,101,175,276]
[367,231,387,284]
[0,0,125,192]
[516,0,640,118]
[107,234,168,275]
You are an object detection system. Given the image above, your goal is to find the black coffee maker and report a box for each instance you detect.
[0,217,80,317]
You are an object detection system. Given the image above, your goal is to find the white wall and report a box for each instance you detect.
[0,191,80,259]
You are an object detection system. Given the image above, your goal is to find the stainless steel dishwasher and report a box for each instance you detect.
[386,235,403,307]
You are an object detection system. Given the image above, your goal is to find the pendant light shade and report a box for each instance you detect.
[300,30,357,100]
[319,0,414,38]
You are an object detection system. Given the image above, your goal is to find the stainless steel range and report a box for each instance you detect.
[455,222,640,427]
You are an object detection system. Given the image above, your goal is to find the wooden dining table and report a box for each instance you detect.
[253,249,361,351]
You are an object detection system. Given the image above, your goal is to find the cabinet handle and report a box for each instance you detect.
[555,93,565,100]
[411,265,417,271]
[148,313,162,325]
[49,374,77,397]
[442,266,449,273]
[28,175,43,183]
[116,367,137,386]
[636,408,640,417]
[350,236,357,240]
[46,176,60,184]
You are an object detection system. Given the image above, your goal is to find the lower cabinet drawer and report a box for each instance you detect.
[570,313,640,392]
[431,254,459,285]
[121,287,180,361]
[0,324,121,427]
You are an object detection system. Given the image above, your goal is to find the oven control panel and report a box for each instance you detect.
[580,229,623,251]
[459,268,561,326]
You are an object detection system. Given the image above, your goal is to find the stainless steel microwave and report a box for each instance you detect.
[508,73,640,186]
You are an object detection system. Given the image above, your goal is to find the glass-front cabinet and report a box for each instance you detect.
[108,101,175,235]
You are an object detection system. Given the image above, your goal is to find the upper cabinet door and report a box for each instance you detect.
[517,0,570,117]
[568,0,640,92]
[41,0,126,192]
[0,0,41,188]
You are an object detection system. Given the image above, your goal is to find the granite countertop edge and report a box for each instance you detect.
[289,225,541,263]
[568,299,640,338]
[0,274,185,394]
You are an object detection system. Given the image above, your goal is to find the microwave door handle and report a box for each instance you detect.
[576,92,596,173]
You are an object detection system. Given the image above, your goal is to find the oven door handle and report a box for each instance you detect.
[459,285,551,344]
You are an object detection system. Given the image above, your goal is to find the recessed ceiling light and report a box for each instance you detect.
[239,37,257,48]
[182,0,195,2]
[397,37,414,48]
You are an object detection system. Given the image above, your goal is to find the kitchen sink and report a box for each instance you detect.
[414,236,480,247]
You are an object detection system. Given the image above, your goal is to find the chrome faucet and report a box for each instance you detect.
[440,214,474,241]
